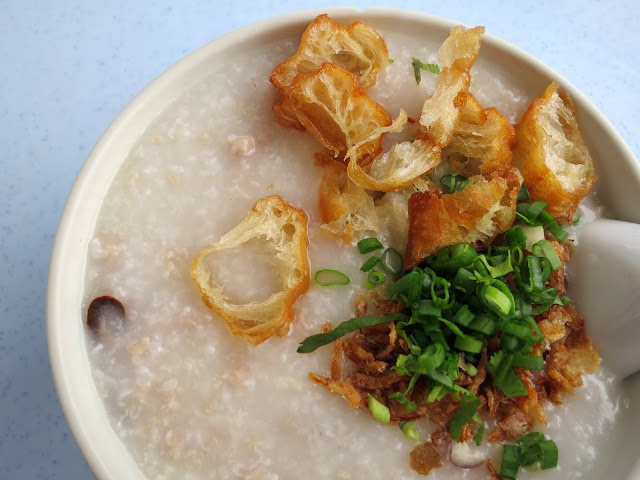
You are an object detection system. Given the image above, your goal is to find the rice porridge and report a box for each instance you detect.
[82,21,626,479]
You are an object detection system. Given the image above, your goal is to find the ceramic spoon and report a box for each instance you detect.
[566,218,640,379]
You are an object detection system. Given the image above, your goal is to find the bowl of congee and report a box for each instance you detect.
[47,7,640,480]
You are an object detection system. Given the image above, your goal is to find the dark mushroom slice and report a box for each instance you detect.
[87,296,126,337]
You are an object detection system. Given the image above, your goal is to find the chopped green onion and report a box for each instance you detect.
[407,269,425,305]
[511,354,544,370]
[501,319,538,342]
[440,174,474,194]
[516,201,547,226]
[452,304,475,327]
[520,443,542,467]
[368,394,390,424]
[416,299,441,317]
[431,277,454,309]
[452,267,476,295]
[478,280,515,318]
[532,239,562,271]
[500,368,528,397]
[545,221,569,242]
[314,269,350,286]
[499,444,521,480]
[388,392,417,413]
[365,270,386,290]
[417,343,446,371]
[427,243,478,273]
[297,313,409,353]
[517,184,530,202]
[386,270,417,300]
[448,394,482,442]
[505,225,527,248]
[454,334,484,354]
[399,421,420,441]
[538,439,559,469]
[388,58,395,64]
[360,256,380,272]
[465,362,478,377]
[426,384,443,403]
[517,432,545,448]
[468,314,498,336]
[380,248,404,274]
[357,237,384,254]
[411,57,440,84]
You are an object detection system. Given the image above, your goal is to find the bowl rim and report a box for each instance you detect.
[47,6,640,480]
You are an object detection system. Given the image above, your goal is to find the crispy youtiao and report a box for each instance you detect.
[290,63,392,159]
[345,25,485,192]
[419,26,485,147]
[270,14,388,129]
[316,153,380,241]
[404,168,522,268]
[444,92,516,175]
[317,153,411,244]
[190,196,310,345]
[516,82,596,222]
[346,134,442,192]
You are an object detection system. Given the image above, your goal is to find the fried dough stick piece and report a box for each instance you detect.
[515,82,596,222]
[190,196,310,345]
[345,25,485,192]
[270,14,388,129]
[404,168,522,268]
[290,63,393,160]
[316,152,411,244]
[444,92,516,175]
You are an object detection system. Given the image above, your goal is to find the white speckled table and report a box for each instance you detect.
[1,1,638,478]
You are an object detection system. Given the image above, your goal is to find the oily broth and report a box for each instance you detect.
[83,25,625,479]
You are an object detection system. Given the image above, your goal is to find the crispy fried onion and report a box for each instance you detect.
[307,186,598,454]
[270,14,388,129]
[290,63,393,159]
[516,82,596,222]
[444,92,516,175]
[404,168,522,268]
[190,195,310,345]
[344,25,485,192]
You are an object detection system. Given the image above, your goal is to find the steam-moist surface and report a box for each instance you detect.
[84,25,625,479]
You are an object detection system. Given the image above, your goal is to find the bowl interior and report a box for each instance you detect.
[48,7,640,479]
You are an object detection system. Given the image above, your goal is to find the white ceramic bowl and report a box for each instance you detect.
[47,7,640,479]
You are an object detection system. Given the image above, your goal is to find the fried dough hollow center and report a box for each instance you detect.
[190,195,310,345]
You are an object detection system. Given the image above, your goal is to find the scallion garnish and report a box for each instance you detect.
[388,392,417,413]
[357,237,384,254]
[365,270,387,290]
[440,174,474,194]
[297,313,410,353]
[399,421,420,441]
[360,256,380,272]
[411,57,440,84]
[499,444,521,480]
[380,248,403,274]
[448,394,483,443]
[531,239,562,271]
[314,269,350,286]
[545,221,569,242]
[499,433,558,478]
[517,184,530,202]
[368,394,390,424]
[505,225,527,249]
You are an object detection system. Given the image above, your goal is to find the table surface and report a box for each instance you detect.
[1,1,638,478]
